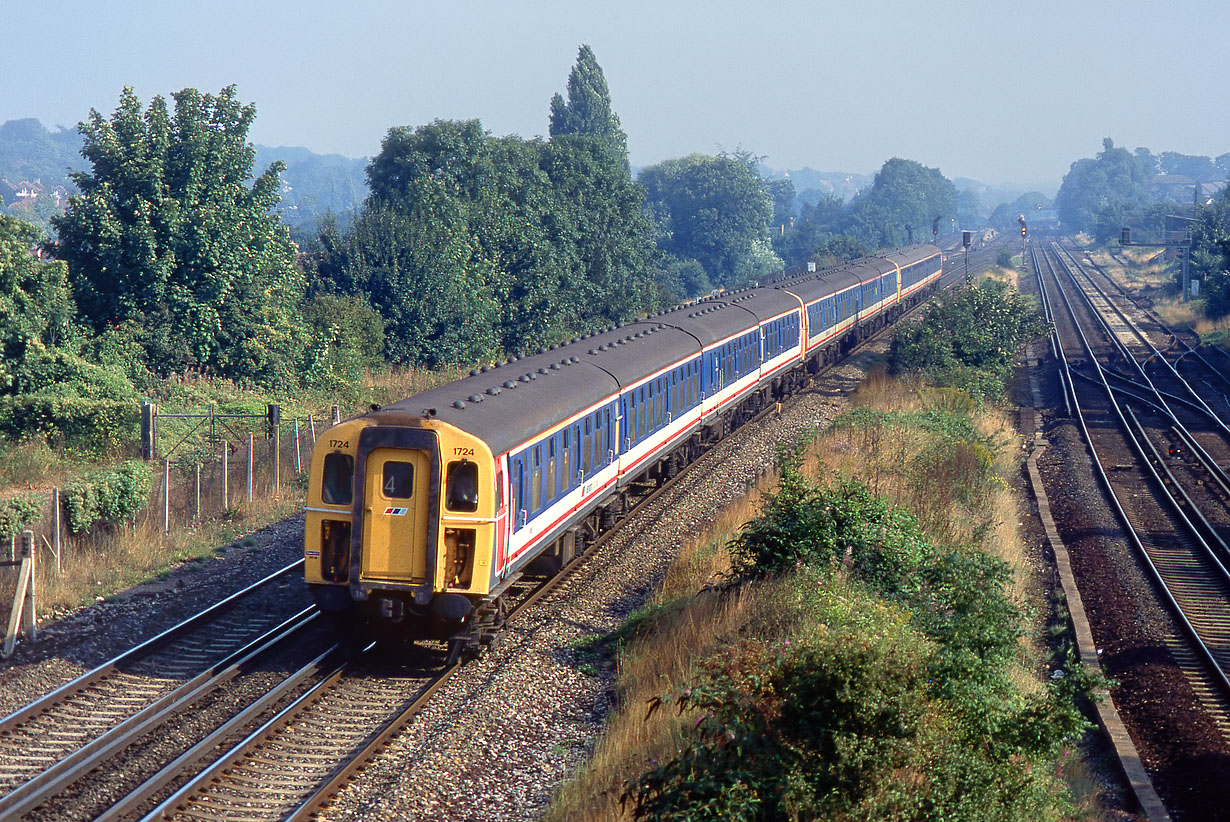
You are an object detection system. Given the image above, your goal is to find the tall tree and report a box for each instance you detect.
[639,153,780,291]
[548,45,628,162]
[1054,138,1154,235]
[51,86,306,386]
[844,158,957,248]
[0,216,76,393]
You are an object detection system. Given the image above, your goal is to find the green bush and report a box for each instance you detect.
[636,461,1098,821]
[0,492,43,539]
[60,461,153,534]
[0,396,138,458]
[889,278,1049,399]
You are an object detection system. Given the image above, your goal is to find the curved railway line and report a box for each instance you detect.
[0,241,991,821]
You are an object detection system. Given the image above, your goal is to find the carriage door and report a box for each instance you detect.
[362,448,431,582]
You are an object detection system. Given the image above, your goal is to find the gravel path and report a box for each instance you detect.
[318,350,878,822]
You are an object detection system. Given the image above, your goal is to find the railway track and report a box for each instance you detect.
[1033,241,1230,737]
[0,561,321,820]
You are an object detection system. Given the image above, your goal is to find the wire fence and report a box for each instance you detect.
[2,403,343,575]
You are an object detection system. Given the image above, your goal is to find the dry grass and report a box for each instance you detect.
[547,373,1048,820]
[3,362,467,619]
[35,492,300,614]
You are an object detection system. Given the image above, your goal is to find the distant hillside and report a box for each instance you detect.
[0,118,367,238]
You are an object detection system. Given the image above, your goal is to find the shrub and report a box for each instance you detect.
[627,573,1094,821]
[0,396,138,458]
[60,461,154,534]
[0,492,43,539]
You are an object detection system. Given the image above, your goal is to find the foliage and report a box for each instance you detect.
[60,460,153,534]
[0,492,43,539]
[548,44,628,163]
[0,215,79,394]
[325,52,662,367]
[298,293,386,399]
[51,86,308,387]
[1191,190,1230,317]
[843,158,957,249]
[889,278,1049,399]
[1054,138,1154,236]
[639,153,780,290]
[630,460,1094,821]
[0,395,137,457]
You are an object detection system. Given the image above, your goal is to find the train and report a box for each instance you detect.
[303,244,943,653]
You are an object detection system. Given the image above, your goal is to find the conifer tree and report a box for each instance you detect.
[548,45,628,162]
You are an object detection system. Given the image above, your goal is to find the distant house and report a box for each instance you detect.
[1152,173,1198,204]
[1200,181,1227,205]
[1,177,45,206]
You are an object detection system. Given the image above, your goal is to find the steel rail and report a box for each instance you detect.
[0,607,320,819]
[1034,243,1230,697]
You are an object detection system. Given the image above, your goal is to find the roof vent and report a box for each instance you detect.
[537,367,549,375]
[421,408,437,417]
[588,348,597,355]
[452,400,466,410]
[570,356,578,363]
[550,363,560,370]
[504,380,517,389]
[480,365,489,373]
[468,394,484,403]
[486,387,501,396]
[469,369,479,377]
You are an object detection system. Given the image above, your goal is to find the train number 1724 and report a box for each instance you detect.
[452,447,475,456]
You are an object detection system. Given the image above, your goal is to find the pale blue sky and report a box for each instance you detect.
[4,0,1227,187]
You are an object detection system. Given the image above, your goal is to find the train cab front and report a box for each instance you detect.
[304,413,499,644]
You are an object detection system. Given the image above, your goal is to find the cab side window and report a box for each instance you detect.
[321,453,353,505]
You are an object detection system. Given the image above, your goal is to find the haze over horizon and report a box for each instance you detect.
[4,0,1228,190]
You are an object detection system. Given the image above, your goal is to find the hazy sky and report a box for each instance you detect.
[4,0,1228,188]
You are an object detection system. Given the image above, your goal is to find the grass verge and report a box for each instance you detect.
[547,375,1104,821]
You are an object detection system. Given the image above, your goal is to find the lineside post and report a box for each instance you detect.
[3,531,36,657]
[163,458,171,534]
[247,433,254,503]
[222,445,229,511]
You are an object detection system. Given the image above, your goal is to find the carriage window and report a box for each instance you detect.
[547,438,557,500]
[445,460,479,512]
[562,429,571,489]
[531,447,542,511]
[583,417,592,472]
[321,453,353,505]
[382,461,414,499]
[597,410,606,462]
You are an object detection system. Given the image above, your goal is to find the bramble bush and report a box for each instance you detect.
[60,461,154,534]
[627,457,1095,821]
[889,278,1049,399]
[0,492,43,539]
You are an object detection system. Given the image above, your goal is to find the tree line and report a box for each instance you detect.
[3,44,977,453]
[1052,137,1230,315]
